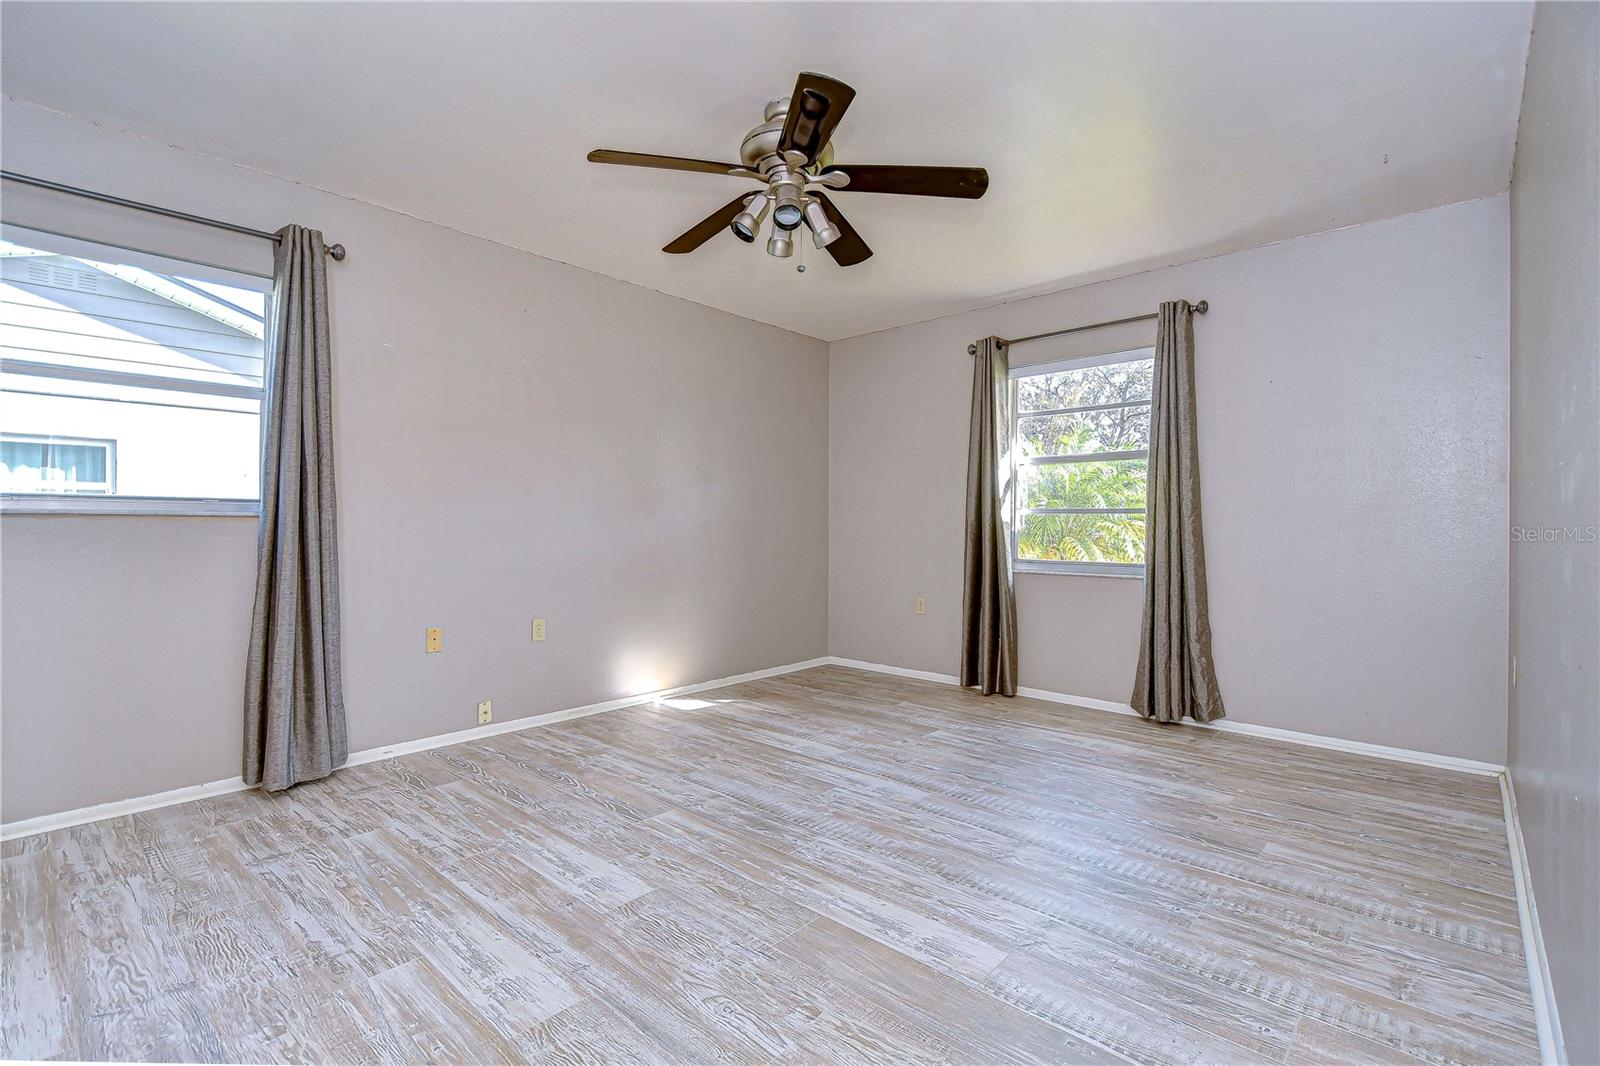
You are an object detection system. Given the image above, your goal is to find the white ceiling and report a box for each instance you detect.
[1,2,1532,341]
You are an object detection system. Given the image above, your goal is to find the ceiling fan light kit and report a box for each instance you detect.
[770,176,806,231]
[731,194,768,243]
[587,72,989,268]
[802,198,840,248]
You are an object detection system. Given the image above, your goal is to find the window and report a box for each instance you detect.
[0,229,268,513]
[1010,347,1154,575]
[0,434,116,493]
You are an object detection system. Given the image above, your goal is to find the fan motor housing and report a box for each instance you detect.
[740,99,833,173]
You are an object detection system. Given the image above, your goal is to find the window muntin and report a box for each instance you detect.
[1011,348,1154,574]
[0,230,268,512]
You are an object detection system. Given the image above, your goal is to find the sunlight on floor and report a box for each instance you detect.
[654,697,718,711]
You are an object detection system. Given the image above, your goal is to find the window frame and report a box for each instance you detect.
[0,226,270,518]
[1009,346,1155,578]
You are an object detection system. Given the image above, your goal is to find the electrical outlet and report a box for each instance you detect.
[532,618,546,642]
[477,699,492,724]
[425,627,443,653]
[915,596,926,616]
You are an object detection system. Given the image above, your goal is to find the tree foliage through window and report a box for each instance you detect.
[1013,353,1153,567]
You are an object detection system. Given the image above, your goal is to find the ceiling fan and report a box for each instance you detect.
[587,72,988,268]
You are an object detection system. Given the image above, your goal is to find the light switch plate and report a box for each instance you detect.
[425,627,443,653]
[915,597,926,616]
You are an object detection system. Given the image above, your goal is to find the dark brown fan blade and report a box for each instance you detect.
[778,73,856,165]
[589,150,748,177]
[663,194,756,254]
[821,164,989,199]
[804,191,872,267]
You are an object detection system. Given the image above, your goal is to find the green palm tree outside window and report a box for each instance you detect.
[1012,352,1153,567]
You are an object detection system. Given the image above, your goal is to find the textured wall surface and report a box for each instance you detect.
[830,197,1511,763]
[1,103,830,824]
[1507,3,1600,1060]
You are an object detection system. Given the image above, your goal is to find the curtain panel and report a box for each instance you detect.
[961,336,1019,696]
[1131,300,1226,723]
[243,224,348,791]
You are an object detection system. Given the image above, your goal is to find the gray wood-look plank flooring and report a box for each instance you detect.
[1,665,1537,1063]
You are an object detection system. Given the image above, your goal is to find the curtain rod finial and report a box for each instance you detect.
[1193,299,1208,314]
[326,243,347,261]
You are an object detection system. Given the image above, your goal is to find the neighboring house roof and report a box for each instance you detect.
[0,238,263,337]
[84,260,263,339]
[0,246,264,396]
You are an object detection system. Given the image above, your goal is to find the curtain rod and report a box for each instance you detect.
[969,300,1208,355]
[1,170,347,261]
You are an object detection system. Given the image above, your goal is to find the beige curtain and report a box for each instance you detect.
[961,337,1019,696]
[1131,301,1226,722]
[244,225,348,791]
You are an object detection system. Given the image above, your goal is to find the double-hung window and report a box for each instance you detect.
[0,226,268,514]
[1010,347,1154,575]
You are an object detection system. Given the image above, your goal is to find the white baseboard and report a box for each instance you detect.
[340,655,831,770]
[1190,714,1504,776]
[0,773,255,844]
[827,656,960,687]
[825,656,1506,777]
[0,655,831,842]
[1500,773,1566,1065]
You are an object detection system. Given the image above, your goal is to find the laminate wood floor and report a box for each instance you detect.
[2,666,1537,1064]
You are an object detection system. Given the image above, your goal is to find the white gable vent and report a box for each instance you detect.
[24,262,99,291]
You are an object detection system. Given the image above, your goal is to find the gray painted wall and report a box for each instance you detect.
[830,196,1511,764]
[0,103,830,824]
[1508,3,1600,1060]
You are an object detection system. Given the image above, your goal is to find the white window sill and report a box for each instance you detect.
[0,495,259,517]
[1015,561,1146,579]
